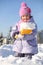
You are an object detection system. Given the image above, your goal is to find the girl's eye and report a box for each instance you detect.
[23,16,25,18]
[22,16,25,18]
[22,15,24,17]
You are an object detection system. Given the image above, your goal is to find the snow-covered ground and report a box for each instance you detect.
[0,44,43,65]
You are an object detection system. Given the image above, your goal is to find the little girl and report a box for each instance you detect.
[10,2,38,59]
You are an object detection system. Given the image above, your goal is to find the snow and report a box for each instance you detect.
[0,44,43,65]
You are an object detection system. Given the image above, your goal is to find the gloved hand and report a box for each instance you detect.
[14,34,18,39]
[14,34,24,39]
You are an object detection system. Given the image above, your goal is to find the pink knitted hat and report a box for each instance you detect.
[19,2,31,17]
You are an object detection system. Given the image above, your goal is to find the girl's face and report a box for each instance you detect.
[21,15,30,22]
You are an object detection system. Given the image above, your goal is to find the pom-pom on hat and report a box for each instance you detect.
[19,2,31,17]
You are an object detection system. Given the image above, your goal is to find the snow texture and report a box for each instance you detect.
[0,44,43,65]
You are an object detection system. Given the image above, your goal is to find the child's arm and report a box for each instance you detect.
[10,25,19,39]
[26,23,37,40]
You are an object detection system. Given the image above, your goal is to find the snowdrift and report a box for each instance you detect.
[0,44,43,65]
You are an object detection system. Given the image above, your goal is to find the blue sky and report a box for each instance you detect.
[0,0,43,36]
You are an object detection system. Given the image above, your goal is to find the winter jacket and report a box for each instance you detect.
[10,16,38,54]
